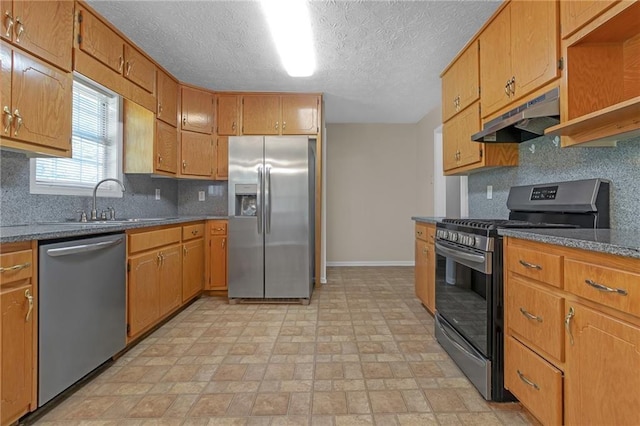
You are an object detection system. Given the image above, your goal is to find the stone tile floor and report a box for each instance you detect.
[33,267,538,425]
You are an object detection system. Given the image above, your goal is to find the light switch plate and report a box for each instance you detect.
[198,191,205,201]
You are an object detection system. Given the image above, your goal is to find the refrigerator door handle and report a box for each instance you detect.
[265,164,272,234]
[257,164,263,234]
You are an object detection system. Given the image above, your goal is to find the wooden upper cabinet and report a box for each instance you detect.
[242,94,280,135]
[564,302,640,426]
[560,0,618,39]
[442,40,479,122]
[1,0,73,71]
[78,6,124,74]
[180,131,213,178]
[215,136,229,180]
[181,86,213,134]
[281,94,319,135]
[123,44,155,94]
[1,43,72,156]
[156,120,178,174]
[216,94,239,135]
[157,69,178,127]
[443,101,481,172]
[480,6,512,117]
[480,1,560,119]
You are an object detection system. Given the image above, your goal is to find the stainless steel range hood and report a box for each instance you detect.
[472,87,559,143]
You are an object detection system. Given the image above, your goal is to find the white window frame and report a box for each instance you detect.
[30,74,124,197]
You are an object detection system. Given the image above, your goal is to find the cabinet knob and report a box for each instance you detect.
[232,122,236,131]
[282,121,286,130]
[14,16,23,42]
[13,109,22,136]
[182,116,187,126]
[4,11,13,38]
[2,106,13,134]
[275,121,278,130]
[158,155,163,164]
[182,161,187,170]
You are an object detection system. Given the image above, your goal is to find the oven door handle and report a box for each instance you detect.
[435,315,485,363]
[435,242,486,264]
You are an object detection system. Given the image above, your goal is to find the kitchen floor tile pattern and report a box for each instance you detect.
[34,267,539,426]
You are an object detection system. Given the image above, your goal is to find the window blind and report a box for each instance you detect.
[35,79,117,188]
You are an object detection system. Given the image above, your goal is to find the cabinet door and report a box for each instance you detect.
[242,94,280,135]
[426,227,436,313]
[216,94,239,135]
[0,0,11,43]
[415,239,428,307]
[11,48,72,151]
[281,95,318,135]
[209,235,227,289]
[1,42,11,134]
[1,283,34,426]
[156,119,177,174]
[182,239,204,302]
[124,44,155,94]
[510,0,559,101]
[12,0,74,71]
[157,69,178,127]
[479,5,511,117]
[158,244,181,317]
[78,7,124,73]
[181,86,213,134]
[561,0,617,39]
[456,40,480,113]
[128,251,160,337]
[215,136,228,180]
[180,131,213,177]
[564,303,640,426]
[441,64,458,123]
[442,118,459,172]
[456,102,482,168]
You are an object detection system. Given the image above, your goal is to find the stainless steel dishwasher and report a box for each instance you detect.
[38,233,126,406]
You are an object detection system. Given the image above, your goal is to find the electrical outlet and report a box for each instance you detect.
[198,191,205,201]
[487,185,493,200]
[155,188,161,200]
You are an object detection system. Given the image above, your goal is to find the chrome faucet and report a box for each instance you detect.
[91,178,126,220]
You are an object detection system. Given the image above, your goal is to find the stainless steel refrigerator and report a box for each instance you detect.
[227,136,314,302]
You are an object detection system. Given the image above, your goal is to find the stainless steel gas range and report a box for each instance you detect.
[434,178,610,401]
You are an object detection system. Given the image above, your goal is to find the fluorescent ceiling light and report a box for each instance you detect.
[261,0,316,77]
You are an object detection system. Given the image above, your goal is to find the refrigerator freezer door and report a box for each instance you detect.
[264,136,311,298]
[228,136,265,298]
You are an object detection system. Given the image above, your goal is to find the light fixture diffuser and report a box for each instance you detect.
[261,0,316,77]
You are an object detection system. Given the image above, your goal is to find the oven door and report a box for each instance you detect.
[435,239,493,358]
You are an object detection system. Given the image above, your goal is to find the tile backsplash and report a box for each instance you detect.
[468,135,640,230]
[0,151,228,226]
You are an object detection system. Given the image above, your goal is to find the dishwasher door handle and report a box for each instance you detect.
[46,237,124,257]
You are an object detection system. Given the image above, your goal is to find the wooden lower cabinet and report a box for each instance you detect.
[182,224,205,302]
[157,244,182,317]
[564,302,640,426]
[414,223,435,314]
[0,242,37,426]
[206,220,228,291]
[127,250,161,336]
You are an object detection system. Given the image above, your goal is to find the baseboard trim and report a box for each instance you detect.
[326,261,415,267]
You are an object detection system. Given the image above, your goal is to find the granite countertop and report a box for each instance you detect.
[499,228,640,260]
[0,216,228,243]
[411,216,444,225]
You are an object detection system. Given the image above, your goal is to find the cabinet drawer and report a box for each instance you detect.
[505,336,563,426]
[565,258,640,317]
[507,245,562,288]
[128,227,181,253]
[182,223,205,241]
[209,220,227,235]
[415,223,428,241]
[0,249,33,285]
[506,277,564,362]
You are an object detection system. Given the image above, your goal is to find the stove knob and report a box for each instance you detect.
[450,232,458,242]
[464,236,470,246]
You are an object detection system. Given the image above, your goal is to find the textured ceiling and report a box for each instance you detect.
[86,0,500,124]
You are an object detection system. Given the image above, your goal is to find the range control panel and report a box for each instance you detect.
[530,185,558,200]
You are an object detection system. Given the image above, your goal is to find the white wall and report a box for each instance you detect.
[325,113,440,265]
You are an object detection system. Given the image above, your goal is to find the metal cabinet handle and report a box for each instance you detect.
[509,76,516,95]
[3,106,13,134]
[422,248,428,255]
[191,230,198,235]
[158,103,163,114]
[282,121,286,130]
[0,261,31,273]
[182,116,186,126]
[584,279,628,296]
[125,61,132,76]
[158,155,163,164]
[4,11,13,38]
[417,231,423,236]
[183,246,188,256]
[13,108,22,136]
[505,80,511,97]
[118,56,124,72]
[182,161,187,170]
[232,122,236,131]
[519,259,542,270]
[221,238,226,249]
[275,121,278,131]
[519,307,543,323]
[156,253,162,267]
[517,370,540,390]
[25,289,33,322]
[565,306,575,346]
[14,16,23,42]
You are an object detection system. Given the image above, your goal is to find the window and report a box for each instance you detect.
[30,76,123,197]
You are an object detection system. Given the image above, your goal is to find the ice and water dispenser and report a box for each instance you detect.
[234,184,257,217]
